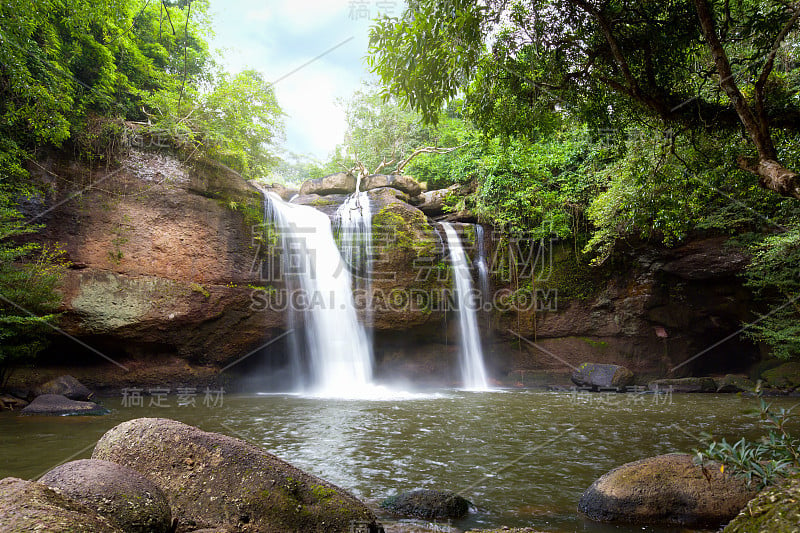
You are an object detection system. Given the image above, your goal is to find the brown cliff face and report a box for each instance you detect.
[18,149,285,391]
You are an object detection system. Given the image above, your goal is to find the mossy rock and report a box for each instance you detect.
[761,362,800,390]
[716,375,756,393]
[648,377,718,393]
[381,489,471,520]
[578,454,756,527]
[0,477,122,532]
[92,418,382,532]
[723,476,800,532]
[571,362,634,390]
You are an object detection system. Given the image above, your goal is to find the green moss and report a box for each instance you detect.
[190,283,210,298]
[372,205,437,257]
[310,198,338,207]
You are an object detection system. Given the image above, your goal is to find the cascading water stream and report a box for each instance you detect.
[442,223,490,390]
[265,192,373,397]
[335,191,374,339]
[475,224,491,330]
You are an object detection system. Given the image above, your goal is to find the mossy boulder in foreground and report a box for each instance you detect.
[39,459,172,533]
[761,362,800,390]
[723,476,800,532]
[571,363,634,390]
[578,453,756,527]
[0,477,122,532]
[92,417,383,532]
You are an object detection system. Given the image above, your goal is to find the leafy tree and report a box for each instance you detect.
[368,0,800,199]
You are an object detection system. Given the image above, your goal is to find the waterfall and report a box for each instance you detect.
[442,223,490,390]
[265,192,373,396]
[335,191,374,337]
[475,224,490,323]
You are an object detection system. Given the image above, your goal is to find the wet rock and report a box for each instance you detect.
[381,489,471,520]
[362,174,423,197]
[0,477,122,532]
[571,363,634,390]
[648,377,717,393]
[723,476,800,532]
[92,418,382,532]
[34,374,94,401]
[0,393,28,410]
[578,453,756,527]
[761,362,800,390]
[20,394,109,416]
[263,182,299,201]
[716,374,756,393]
[39,459,172,533]
[299,172,356,196]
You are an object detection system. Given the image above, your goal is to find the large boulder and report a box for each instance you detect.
[381,489,471,520]
[416,186,457,217]
[39,459,172,533]
[0,477,122,532]
[571,363,634,390]
[299,172,357,196]
[362,174,423,197]
[92,418,382,532]
[20,394,109,416]
[648,377,717,393]
[34,375,94,401]
[723,476,800,532]
[716,374,756,393]
[761,362,800,390]
[578,453,756,527]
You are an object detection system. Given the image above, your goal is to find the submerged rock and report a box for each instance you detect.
[0,477,122,532]
[92,418,382,532]
[571,363,634,390]
[723,476,800,532]
[381,489,471,520]
[39,459,172,533]
[34,374,94,401]
[578,453,756,527]
[20,394,109,416]
[648,377,717,393]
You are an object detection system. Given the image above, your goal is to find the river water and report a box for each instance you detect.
[1,390,795,532]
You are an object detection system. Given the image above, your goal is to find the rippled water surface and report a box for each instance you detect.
[2,390,797,532]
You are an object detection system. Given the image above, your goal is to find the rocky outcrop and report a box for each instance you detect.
[20,394,109,416]
[716,374,756,392]
[299,172,357,196]
[0,477,122,532]
[39,459,172,533]
[578,453,756,527]
[0,394,28,410]
[381,489,471,520]
[33,375,94,400]
[571,363,634,390]
[17,149,286,391]
[362,174,423,197]
[648,377,718,393]
[92,418,382,532]
[416,186,457,217]
[723,476,800,532]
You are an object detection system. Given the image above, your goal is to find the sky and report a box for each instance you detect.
[207,0,404,161]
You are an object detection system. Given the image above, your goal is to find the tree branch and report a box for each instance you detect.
[394,143,467,174]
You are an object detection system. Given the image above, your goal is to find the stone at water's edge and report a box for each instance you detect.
[92,418,383,532]
[39,459,172,533]
[33,374,94,401]
[0,477,123,532]
[578,453,757,527]
[381,489,471,520]
[716,374,756,393]
[648,377,718,393]
[570,362,634,389]
[723,476,800,532]
[761,362,800,390]
[19,394,109,416]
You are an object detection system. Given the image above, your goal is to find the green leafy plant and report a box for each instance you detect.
[695,384,800,489]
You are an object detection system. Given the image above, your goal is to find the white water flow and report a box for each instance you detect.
[442,223,490,390]
[266,192,373,396]
[335,191,373,336]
